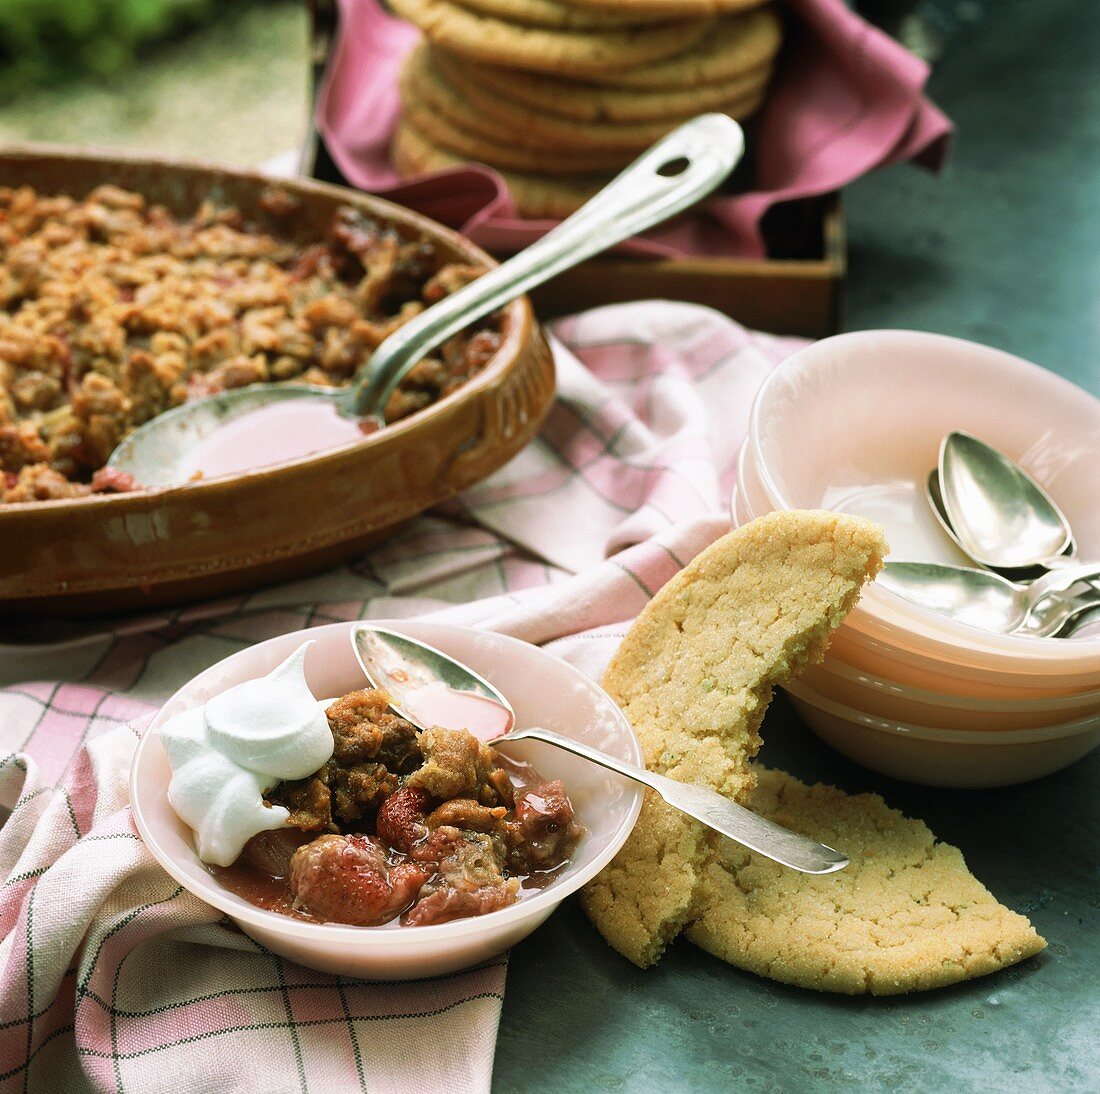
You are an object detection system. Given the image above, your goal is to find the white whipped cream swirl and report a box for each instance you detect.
[158,641,334,866]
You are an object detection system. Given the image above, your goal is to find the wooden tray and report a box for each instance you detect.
[528,196,846,338]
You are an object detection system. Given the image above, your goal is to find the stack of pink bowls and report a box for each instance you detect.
[732,330,1100,788]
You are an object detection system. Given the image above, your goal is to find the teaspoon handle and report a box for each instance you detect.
[340,114,744,420]
[493,726,848,875]
[1026,563,1100,608]
[1023,563,1100,634]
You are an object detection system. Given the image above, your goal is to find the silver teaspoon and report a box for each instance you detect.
[938,431,1079,572]
[927,470,1098,615]
[491,726,847,875]
[352,625,515,736]
[924,472,1086,584]
[107,113,744,487]
[351,625,848,875]
[879,560,1100,637]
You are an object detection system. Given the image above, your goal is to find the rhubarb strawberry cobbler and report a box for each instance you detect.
[0,183,500,503]
[159,643,583,928]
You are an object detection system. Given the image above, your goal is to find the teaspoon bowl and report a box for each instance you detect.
[934,432,1085,577]
[878,561,1100,638]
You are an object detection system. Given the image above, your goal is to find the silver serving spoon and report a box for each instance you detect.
[107,114,744,487]
[937,431,1079,572]
[351,625,848,875]
[879,560,1100,637]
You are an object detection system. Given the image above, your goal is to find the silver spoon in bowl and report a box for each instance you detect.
[926,432,1100,615]
[926,471,1092,573]
[935,431,1082,573]
[878,560,1100,637]
[351,625,849,876]
[107,114,744,488]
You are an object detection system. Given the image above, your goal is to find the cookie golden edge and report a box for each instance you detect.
[400,46,641,167]
[452,51,773,124]
[574,7,782,89]
[392,118,604,218]
[685,767,1046,995]
[456,0,674,29]
[427,44,767,146]
[557,0,768,14]
[582,510,890,969]
[389,0,711,77]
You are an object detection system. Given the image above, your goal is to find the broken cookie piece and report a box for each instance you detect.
[579,790,707,969]
[685,767,1045,994]
[601,509,889,801]
[582,510,889,967]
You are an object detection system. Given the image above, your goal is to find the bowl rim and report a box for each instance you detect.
[808,652,1100,712]
[0,141,534,514]
[746,329,1100,664]
[783,678,1100,744]
[130,620,643,945]
[825,613,1100,687]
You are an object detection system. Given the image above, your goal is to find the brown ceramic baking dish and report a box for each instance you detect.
[0,145,555,617]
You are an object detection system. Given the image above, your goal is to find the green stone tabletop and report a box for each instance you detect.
[494,1,1100,1088]
[497,696,1097,1091]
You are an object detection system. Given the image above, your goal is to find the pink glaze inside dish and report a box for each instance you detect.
[400,683,515,740]
[175,400,379,482]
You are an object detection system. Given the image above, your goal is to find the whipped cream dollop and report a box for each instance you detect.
[158,641,334,867]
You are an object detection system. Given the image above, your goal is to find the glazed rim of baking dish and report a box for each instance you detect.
[0,141,535,512]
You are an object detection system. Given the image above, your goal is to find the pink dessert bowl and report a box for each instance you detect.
[130,620,643,980]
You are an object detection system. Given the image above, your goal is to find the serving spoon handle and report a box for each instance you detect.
[341,113,744,420]
[492,726,848,875]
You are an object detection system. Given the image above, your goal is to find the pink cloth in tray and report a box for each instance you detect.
[318,0,952,257]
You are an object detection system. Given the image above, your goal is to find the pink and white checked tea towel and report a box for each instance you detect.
[0,302,805,1092]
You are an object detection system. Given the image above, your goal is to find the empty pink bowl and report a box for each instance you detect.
[130,620,642,980]
[747,330,1100,677]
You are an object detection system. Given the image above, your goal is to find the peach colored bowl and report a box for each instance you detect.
[799,658,1100,731]
[744,331,1100,679]
[784,680,1100,789]
[130,620,643,980]
[0,145,555,617]
[821,625,1100,699]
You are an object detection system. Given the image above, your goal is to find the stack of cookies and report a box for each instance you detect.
[390,0,783,218]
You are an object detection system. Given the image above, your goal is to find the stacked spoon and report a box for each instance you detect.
[880,432,1100,638]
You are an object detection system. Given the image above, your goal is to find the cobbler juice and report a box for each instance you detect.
[400,683,514,741]
[179,402,378,480]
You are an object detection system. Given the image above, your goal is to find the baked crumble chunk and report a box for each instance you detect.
[0,183,501,503]
[223,687,583,928]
